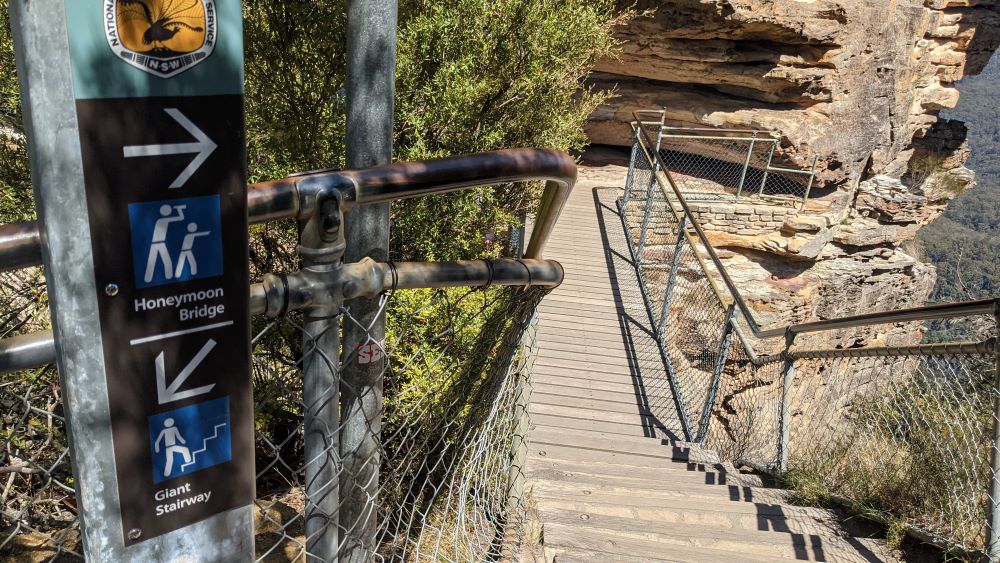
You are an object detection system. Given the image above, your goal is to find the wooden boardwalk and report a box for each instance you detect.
[523,168,897,562]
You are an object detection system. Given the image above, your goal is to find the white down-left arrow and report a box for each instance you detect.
[123,108,217,189]
[156,338,217,405]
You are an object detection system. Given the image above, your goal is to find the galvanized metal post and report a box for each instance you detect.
[634,116,666,264]
[777,334,797,473]
[986,303,1000,561]
[758,141,777,197]
[634,178,658,266]
[11,1,253,559]
[696,304,737,443]
[621,126,642,209]
[799,155,820,211]
[340,0,397,560]
[11,4,124,557]
[502,307,538,558]
[655,215,688,336]
[301,195,346,563]
[735,132,757,200]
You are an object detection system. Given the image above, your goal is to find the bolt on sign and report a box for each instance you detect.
[67,0,251,548]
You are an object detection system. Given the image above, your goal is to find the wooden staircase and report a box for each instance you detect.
[524,430,896,562]
[522,169,897,562]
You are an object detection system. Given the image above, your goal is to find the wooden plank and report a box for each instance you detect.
[544,547,672,563]
[533,483,839,522]
[530,412,678,439]
[526,464,793,506]
[532,384,651,408]
[529,392,648,415]
[537,306,622,323]
[538,509,888,562]
[532,373,670,393]
[532,345,636,366]
[536,322,624,338]
[526,443,769,488]
[533,338,637,359]
[532,356,635,374]
[539,522,785,563]
[528,403,667,427]
[529,428,720,465]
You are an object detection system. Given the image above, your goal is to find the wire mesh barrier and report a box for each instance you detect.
[251,285,546,562]
[634,110,818,209]
[0,267,80,560]
[622,111,1000,556]
[0,285,546,561]
[0,148,574,561]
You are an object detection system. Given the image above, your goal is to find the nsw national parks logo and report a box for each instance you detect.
[104,0,217,78]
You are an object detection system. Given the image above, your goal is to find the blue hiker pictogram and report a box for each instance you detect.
[128,195,223,288]
[148,396,232,483]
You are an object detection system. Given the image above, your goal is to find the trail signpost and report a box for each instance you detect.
[12,0,252,559]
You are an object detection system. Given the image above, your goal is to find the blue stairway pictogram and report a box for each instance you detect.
[180,421,228,473]
[148,396,232,483]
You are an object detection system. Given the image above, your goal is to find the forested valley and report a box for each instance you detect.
[918,54,1000,304]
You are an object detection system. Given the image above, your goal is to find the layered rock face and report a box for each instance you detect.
[590,0,1000,326]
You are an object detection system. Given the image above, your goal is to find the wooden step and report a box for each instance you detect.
[527,443,770,489]
[527,464,794,506]
[541,524,779,563]
[539,508,896,562]
[531,412,682,440]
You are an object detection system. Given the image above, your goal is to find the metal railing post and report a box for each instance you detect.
[696,304,737,443]
[621,126,641,209]
[735,132,757,200]
[758,141,777,197]
[798,155,820,211]
[987,303,1000,561]
[634,176,658,265]
[634,120,665,263]
[502,306,539,558]
[340,0,397,560]
[777,334,797,473]
[301,195,346,562]
[656,215,688,336]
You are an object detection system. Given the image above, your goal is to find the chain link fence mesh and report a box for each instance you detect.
[1,249,547,561]
[651,125,815,206]
[781,349,997,549]
[1,266,81,561]
[623,119,1000,553]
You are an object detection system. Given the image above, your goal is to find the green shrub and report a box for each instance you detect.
[244,0,624,262]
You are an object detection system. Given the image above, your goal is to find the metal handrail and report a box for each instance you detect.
[0,222,42,272]
[0,149,576,374]
[631,112,998,341]
[0,148,576,273]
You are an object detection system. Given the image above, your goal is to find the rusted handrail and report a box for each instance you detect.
[1,148,576,272]
[0,149,576,374]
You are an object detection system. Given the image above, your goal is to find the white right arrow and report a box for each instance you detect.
[124,108,218,189]
[156,338,217,405]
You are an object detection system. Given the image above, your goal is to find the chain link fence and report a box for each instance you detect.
[1,266,80,561]
[1,271,548,561]
[633,112,818,209]
[623,113,1000,555]
[0,145,573,561]
[251,284,546,562]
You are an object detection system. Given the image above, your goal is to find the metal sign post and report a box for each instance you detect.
[11,0,253,559]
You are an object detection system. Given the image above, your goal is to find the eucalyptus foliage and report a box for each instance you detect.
[244,0,624,261]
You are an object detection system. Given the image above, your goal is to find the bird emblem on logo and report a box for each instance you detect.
[105,0,217,78]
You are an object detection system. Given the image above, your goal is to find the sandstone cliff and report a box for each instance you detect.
[590,0,1000,327]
